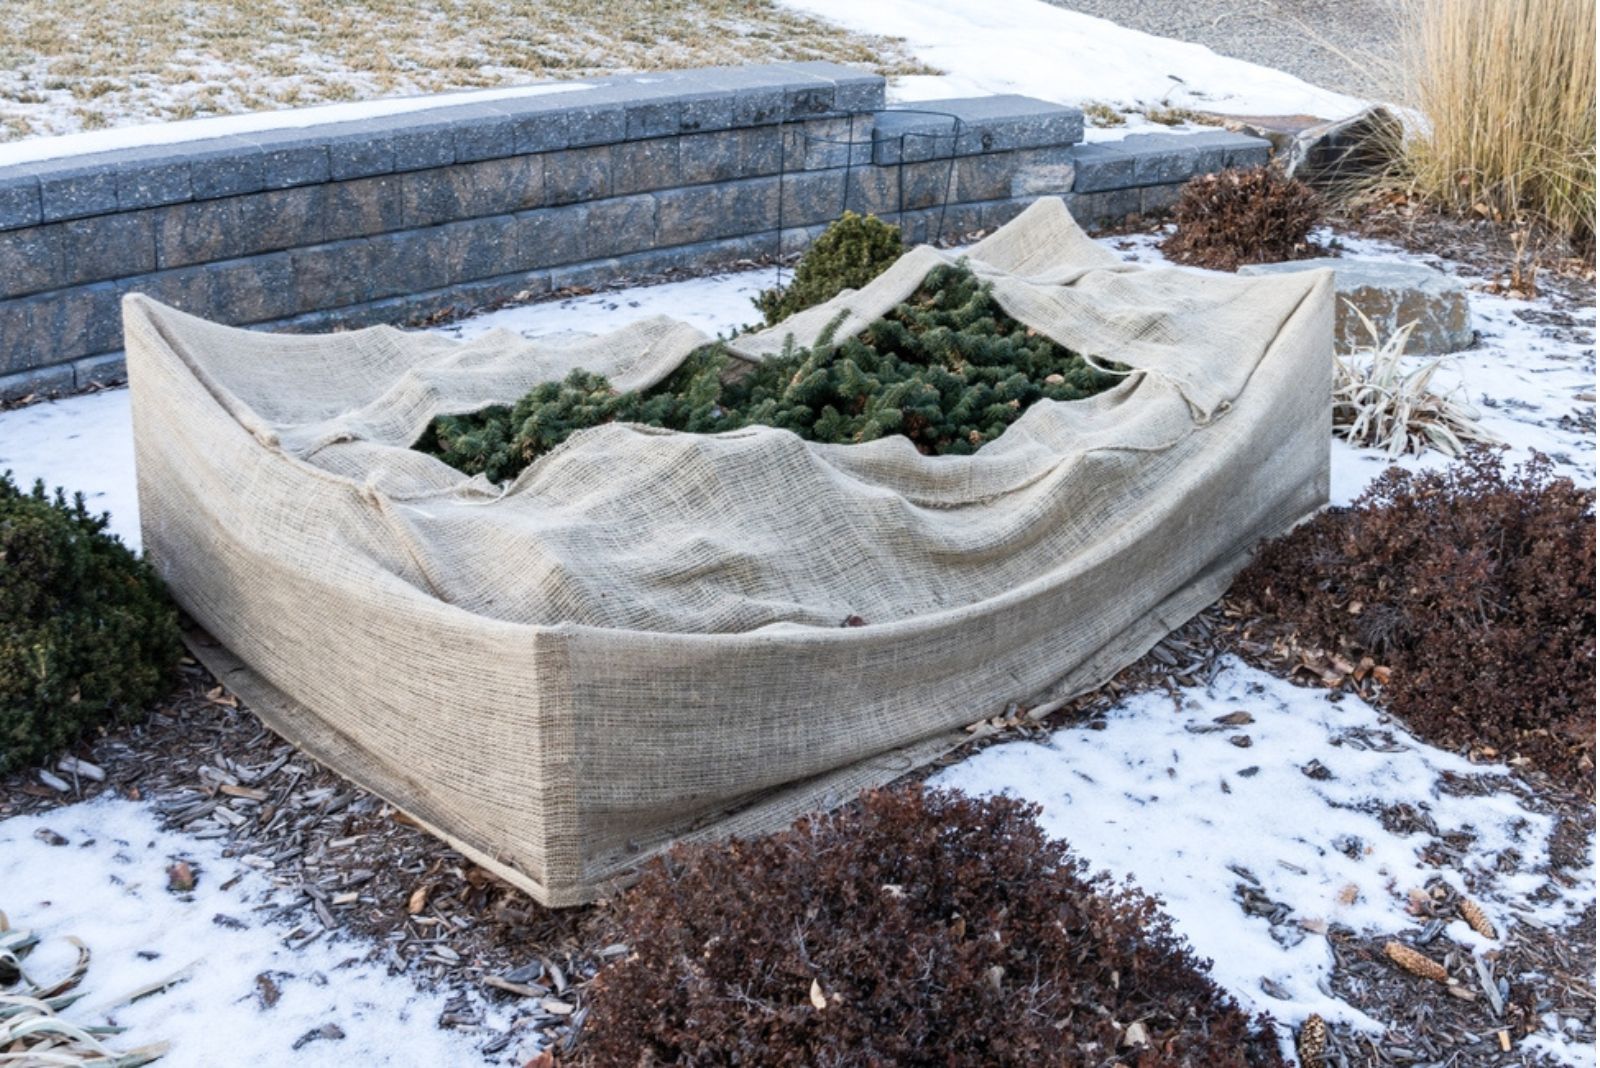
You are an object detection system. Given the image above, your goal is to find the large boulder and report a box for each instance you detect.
[1239,256,1472,355]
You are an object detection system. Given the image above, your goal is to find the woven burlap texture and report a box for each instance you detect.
[126,198,1332,906]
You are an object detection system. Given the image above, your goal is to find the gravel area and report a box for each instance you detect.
[1041,0,1401,101]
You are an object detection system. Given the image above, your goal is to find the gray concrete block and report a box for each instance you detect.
[1008,147,1077,198]
[874,96,1083,163]
[240,185,330,252]
[36,159,119,222]
[325,121,396,180]
[325,175,404,241]
[677,90,735,134]
[782,117,873,171]
[869,110,959,165]
[549,257,622,292]
[441,216,519,283]
[289,239,375,312]
[980,197,1033,232]
[583,194,657,259]
[678,131,741,185]
[0,225,63,299]
[61,212,157,284]
[250,130,333,188]
[781,61,884,114]
[660,177,778,244]
[112,148,193,210]
[155,198,242,269]
[611,138,681,196]
[954,152,1019,202]
[370,228,453,300]
[52,280,127,361]
[187,137,267,199]
[400,156,544,228]
[0,360,74,401]
[1140,182,1185,216]
[543,146,610,205]
[0,294,59,373]
[449,104,517,163]
[899,160,958,211]
[0,167,42,230]
[496,95,574,155]
[778,169,848,228]
[738,126,783,177]
[844,167,900,217]
[1070,143,1135,193]
[565,99,628,148]
[511,204,584,267]
[691,65,803,127]
[1068,186,1141,229]
[382,115,458,172]
[72,350,127,388]
[1115,132,1210,186]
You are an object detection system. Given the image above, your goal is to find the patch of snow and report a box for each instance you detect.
[1104,226,1596,502]
[0,389,138,548]
[783,0,1367,118]
[0,798,524,1067]
[0,81,589,168]
[933,656,1594,1061]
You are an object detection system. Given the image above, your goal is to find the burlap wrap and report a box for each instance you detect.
[126,199,1331,906]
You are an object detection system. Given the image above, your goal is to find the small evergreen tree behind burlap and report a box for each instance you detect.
[755,211,903,326]
[1,473,181,772]
[423,263,1126,482]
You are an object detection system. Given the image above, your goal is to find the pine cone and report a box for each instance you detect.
[1384,940,1448,982]
[1458,898,1498,940]
[1296,1013,1327,1067]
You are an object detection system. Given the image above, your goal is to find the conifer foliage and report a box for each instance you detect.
[754,210,903,326]
[1,472,180,773]
[420,264,1125,482]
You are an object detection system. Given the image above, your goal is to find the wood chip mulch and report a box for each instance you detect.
[1,603,1593,1065]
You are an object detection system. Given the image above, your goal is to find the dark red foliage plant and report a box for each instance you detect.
[575,786,1285,1067]
[1160,165,1322,271]
[1233,449,1595,792]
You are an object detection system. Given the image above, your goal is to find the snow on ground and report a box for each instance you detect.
[1,798,519,1067]
[0,388,137,546]
[1106,226,1597,503]
[781,0,1367,119]
[933,657,1596,1065]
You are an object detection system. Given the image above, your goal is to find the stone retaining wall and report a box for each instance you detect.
[0,63,1269,399]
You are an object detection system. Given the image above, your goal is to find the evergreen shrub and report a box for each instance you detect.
[755,210,903,326]
[575,786,1286,1067]
[421,263,1126,483]
[1,472,180,773]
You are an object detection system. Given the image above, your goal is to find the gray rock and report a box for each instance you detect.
[1238,256,1472,355]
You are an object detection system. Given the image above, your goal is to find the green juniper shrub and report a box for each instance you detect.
[1232,450,1596,793]
[574,786,1286,1067]
[755,210,903,326]
[422,263,1125,483]
[1160,165,1322,271]
[0,472,180,773]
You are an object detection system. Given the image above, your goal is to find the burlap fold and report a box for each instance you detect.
[127,198,1331,906]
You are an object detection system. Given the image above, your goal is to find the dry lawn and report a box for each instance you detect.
[0,0,933,142]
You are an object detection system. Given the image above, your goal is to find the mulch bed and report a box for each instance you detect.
[5,597,1590,1064]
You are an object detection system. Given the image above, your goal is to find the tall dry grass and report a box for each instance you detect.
[1399,0,1596,247]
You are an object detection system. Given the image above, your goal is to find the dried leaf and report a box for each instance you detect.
[407,886,429,915]
[809,978,827,1011]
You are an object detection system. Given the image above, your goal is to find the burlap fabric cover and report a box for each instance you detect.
[126,198,1332,906]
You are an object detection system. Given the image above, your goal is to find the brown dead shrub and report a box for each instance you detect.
[1161,166,1322,271]
[575,786,1285,1067]
[1232,450,1595,792]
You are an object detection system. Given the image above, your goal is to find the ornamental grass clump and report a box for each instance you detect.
[1161,166,1322,271]
[575,787,1286,1067]
[1,472,180,774]
[1232,450,1595,793]
[755,210,903,325]
[422,263,1125,483]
